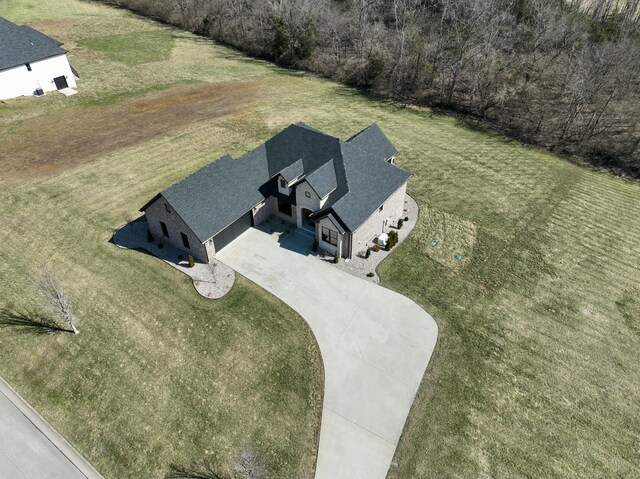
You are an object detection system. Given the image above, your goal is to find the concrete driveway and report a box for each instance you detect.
[217,227,438,479]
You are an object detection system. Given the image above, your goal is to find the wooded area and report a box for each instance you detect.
[99,0,640,177]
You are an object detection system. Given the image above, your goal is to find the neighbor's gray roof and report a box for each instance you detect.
[347,123,398,161]
[305,159,337,199]
[0,17,67,72]
[144,122,410,242]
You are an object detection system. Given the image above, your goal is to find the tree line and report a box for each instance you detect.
[98,0,640,178]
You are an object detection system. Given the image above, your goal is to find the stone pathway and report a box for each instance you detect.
[112,218,234,299]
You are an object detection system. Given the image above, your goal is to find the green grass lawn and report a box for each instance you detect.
[1,1,639,478]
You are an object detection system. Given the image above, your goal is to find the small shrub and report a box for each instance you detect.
[386,231,399,251]
[404,216,409,222]
[147,229,154,243]
[333,251,340,263]
[372,244,381,252]
[366,272,374,277]
[188,255,195,268]
[312,239,318,252]
[365,248,371,259]
[397,218,404,229]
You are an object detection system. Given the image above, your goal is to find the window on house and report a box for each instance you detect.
[322,226,338,246]
[160,221,169,237]
[164,202,171,213]
[379,205,384,212]
[277,199,292,216]
[280,178,287,189]
[25,63,32,71]
[181,232,190,249]
[305,191,311,198]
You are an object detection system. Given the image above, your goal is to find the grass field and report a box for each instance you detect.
[1,1,639,478]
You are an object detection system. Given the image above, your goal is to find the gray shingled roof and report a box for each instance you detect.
[329,141,410,231]
[158,153,268,242]
[279,158,304,183]
[347,123,398,161]
[0,17,67,72]
[305,159,337,199]
[144,122,410,242]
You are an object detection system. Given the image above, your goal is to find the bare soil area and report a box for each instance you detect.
[0,81,261,184]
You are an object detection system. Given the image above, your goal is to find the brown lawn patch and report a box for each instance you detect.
[0,81,262,184]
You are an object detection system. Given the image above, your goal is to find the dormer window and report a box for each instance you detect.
[25,63,32,71]
[280,178,287,189]
[305,191,311,198]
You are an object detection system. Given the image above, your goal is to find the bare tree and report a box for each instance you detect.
[36,267,78,334]
[232,442,266,479]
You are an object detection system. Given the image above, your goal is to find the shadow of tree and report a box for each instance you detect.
[0,308,68,335]
[166,463,227,479]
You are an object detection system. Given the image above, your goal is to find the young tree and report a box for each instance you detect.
[36,267,78,334]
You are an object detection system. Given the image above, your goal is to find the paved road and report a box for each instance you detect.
[217,227,438,479]
[0,378,102,479]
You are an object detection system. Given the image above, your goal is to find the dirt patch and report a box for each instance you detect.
[0,81,261,184]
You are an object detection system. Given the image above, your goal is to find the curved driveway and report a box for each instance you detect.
[217,227,438,479]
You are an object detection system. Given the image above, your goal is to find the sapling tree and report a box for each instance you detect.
[36,267,78,334]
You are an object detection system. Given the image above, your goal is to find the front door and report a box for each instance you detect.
[301,208,314,231]
[53,76,68,90]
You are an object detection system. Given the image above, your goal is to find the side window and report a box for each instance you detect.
[25,63,32,71]
[379,205,384,212]
[305,191,311,198]
[322,227,338,246]
[164,202,171,213]
[280,178,287,189]
[160,221,169,237]
[181,232,190,249]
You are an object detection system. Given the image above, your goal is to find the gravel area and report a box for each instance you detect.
[324,194,419,283]
[112,218,235,299]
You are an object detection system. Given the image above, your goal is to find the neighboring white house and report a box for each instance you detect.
[0,17,77,100]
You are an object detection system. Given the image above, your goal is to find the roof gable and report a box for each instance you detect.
[0,17,67,72]
[329,141,410,231]
[279,158,304,184]
[305,159,337,199]
[346,123,398,162]
[154,153,268,242]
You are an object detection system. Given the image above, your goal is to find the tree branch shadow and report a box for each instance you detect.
[0,308,69,335]
[166,463,226,479]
